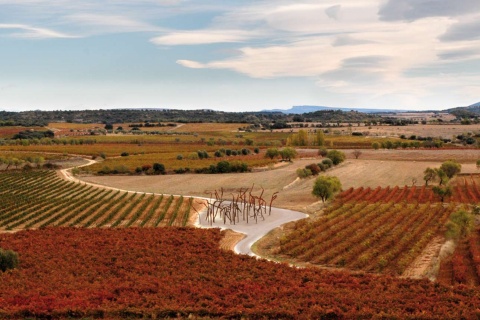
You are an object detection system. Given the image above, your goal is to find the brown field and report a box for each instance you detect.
[48,122,104,130]
[79,149,478,213]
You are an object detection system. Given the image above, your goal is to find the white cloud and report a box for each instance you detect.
[64,13,162,34]
[0,23,78,39]
[151,30,252,45]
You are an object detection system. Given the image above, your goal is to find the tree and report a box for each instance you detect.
[0,248,19,272]
[432,185,452,202]
[104,124,113,130]
[446,210,474,239]
[423,167,436,186]
[435,168,449,185]
[312,176,342,202]
[315,130,325,146]
[476,159,480,170]
[265,148,279,160]
[352,150,362,159]
[279,147,297,162]
[326,150,346,165]
[372,142,380,150]
[152,163,166,174]
[440,160,461,179]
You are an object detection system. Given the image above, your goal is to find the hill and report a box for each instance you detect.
[264,105,411,114]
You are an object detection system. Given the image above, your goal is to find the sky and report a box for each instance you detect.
[0,0,479,112]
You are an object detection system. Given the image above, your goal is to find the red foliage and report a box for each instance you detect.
[0,228,479,319]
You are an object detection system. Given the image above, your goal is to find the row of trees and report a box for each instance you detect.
[0,156,45,170]
[264,147,297,161]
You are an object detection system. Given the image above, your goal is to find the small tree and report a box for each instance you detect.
[446,210,474,239]
[153,163,166,175]
[435,168,449,185]
[0,248,19,272]
[352,150,362,159]
[279,147,297,162]
[318,148,328,157]
[440,160,461,179]
[432,185,452,202]
[423,167,436,186]
[265,148,279,160]
[326,150,346,165]
[312,176,342,202]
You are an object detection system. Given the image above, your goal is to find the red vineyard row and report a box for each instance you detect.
[337,176,480,204]
[278,202,457,275]
[0,228,480,319]
[438,228,480,287]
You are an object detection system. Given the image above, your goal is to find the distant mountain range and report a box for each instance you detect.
[263,102,480,115]
[264,105,422,114]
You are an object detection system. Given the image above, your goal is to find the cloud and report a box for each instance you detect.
[332,35,372,46]
[378,0,480,21]
[325,5,342,20]
[438,47,480,60]
[176,60,206,69]
[0,23,77,39]
[65,13,161,34]
[151,30,251,45]
[440,19,480,42]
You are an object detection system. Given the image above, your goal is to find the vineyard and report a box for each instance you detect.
[438,228,480,286]
[0,170,195,231]
[0,227,479,319]
[277,201,460,275]
[336,175,480,204]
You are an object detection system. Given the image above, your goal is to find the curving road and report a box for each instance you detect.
[60,160,308,257]
[197,204,307,256]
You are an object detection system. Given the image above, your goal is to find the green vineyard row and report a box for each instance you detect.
[0,170,193,231]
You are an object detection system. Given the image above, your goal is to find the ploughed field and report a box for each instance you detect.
[0,170,195,231]
[1,227,480,319]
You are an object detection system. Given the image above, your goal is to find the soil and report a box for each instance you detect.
[401,236,445,279]
[219,230,246,251]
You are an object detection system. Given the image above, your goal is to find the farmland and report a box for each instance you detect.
[1,227,480,319]
[0,119,479,318]
[0,170,196,231]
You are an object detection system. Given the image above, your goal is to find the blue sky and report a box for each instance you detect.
[1,0,479,112]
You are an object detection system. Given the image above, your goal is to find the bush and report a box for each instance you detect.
[174,167,190,174]
[322,158,333,169]
[254,147,260,154]
[318,148,328,157]
[153,163,166,175]
[326,150,346,165]
[305,163,321,175]
[297,168,312,179]
[176,154,183,160]
[120,152,129,157]
[0,248,19,272]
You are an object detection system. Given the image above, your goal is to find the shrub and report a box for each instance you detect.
[326,150,346,165]
[153,163,166,175]
[187,152,199,160]
[254,147,260,154]
[318,148,328,157]
[120,152,129,157]
[305,163,321,175]
[0,248,19,272]
[317,163,326,172]
[241,148,250,155]
[297,168,312,179]
[322,158,333,169]
[214,150,224,158]
[176,154,183,160]
[141,165,152,172]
